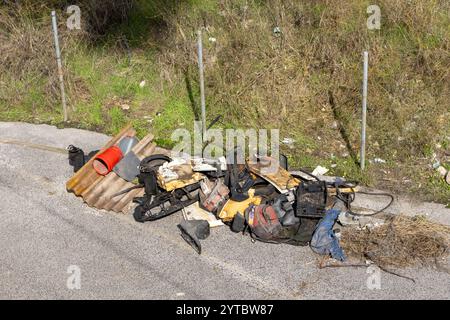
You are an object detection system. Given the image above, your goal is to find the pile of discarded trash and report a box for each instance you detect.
[66,127,395,261]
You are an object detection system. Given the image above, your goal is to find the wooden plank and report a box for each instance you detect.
[247,159,300,193]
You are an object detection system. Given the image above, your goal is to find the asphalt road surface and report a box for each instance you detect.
[0,122,449,299]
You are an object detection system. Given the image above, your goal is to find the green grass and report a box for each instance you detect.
[1,0,449,205]
[152,98,196,148]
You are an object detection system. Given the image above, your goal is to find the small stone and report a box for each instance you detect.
[121,104,130,110]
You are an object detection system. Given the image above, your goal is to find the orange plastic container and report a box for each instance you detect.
[93,146,123,175]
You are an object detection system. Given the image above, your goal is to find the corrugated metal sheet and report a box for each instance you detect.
[66,125,157,213]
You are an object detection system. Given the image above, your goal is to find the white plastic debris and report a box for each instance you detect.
[120,104,130,110]
[312,165,329,176]
[432,161,441,169]
[208,37,217,43]
[371,158,386,164]
[282,137,295,145]
[139,80,146,88]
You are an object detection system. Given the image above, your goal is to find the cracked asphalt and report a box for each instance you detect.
[0,122,449,299]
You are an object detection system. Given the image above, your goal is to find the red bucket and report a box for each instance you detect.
[93,146,123,175]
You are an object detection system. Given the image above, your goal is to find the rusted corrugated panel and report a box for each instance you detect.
[66,125,157,214]
[66,124,134,195]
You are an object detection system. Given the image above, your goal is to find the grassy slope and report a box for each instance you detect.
[0,0,449,205]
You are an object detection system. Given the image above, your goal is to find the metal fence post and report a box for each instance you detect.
[51,10,68,122]
[360,51,369,170]
[197,30,206,141]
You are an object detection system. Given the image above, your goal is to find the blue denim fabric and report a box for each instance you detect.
[310,209,346,261]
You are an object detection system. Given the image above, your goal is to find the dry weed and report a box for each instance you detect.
[341,215,450,270]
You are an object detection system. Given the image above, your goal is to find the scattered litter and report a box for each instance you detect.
[65,125,416,264]
[312,165,329,176]
[273,26,281,36]
[120,103,130,110]
[139,80,146,88]
[281,137,295,146]
[371,158,386,164]
[208,37,217,43]
[432,161,441,169]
